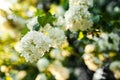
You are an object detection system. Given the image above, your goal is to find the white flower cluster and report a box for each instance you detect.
[50,48,64,61]
[41,24,67,48]
[110,61,120,79]
[48,61,70,80]
[110,61,120,72]
[18,31,51,62]
[18,23,66,62]
[82,53,101,71]
[69,0,93,7]
[54,16,65,28]
[35,73,47,80]
[92,68,106,80]
[64,0,93,32]
[94,33,120,51]
[37,58,49,71]
[84,44,95,53]
[47,27,66,48]
[0,16,7,25]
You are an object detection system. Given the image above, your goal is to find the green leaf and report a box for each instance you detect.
[34,9,45,16]
[21,27,29,37]
[92,15,100,23]
[108,37,113,44]
[60,0,69,10]
[32,24,40,31]
[38,12,56,26]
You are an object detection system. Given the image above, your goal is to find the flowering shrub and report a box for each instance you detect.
[0,0,120,80]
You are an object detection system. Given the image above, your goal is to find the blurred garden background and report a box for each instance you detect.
[0,0,120,80]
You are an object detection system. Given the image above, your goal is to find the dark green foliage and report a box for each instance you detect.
[38,12,56,26]
[60,0,69,10]
[0,72,5,79]
[90,0,120,33]
[69,73,77,80]
[23,66,39,80]
[92,15,100,23]
[33,24,40,31]
[108,37,113,44]
[46,72,56,80]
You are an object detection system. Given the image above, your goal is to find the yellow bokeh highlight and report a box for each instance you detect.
[49,4,58,15]
[78,32,84,40]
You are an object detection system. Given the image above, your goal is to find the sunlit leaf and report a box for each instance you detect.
[21,27,30,37]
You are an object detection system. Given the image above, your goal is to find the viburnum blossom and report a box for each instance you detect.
[47,27,66,48]
[18,31,51,62]
[110,61,120,79]
[92,68,106,80]
[37,58,49,71]
[94,33,120,51]
[40,24,66,48]
[69,0,93,7]
[35,73,47,80]
[54,16,65,28]
[48,61,70,80]
[84,44,95,53]
[50,48,64,61]
[0,16,7,25]
[65,0,93,32]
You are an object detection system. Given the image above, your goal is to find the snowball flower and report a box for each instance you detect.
[64,0,93,32]
[108,33,120,51]
[64,5,93,32]
[40,23,52,33]
[37,58,49,71]
[40,24,66,48]
[94,33,120,51]
[84,44,95,53]
[69,0,93,7]
[93,68,106,80]
[18,31,51,62]
[35,73,47,80]
[110,61,120,79]
[47,27,66,48]
[0,16,7,25]
[0,0,13,13]
[48,61,70,80]
[54,16,65,28]
[82,53,100,71]
[110,61,120,72]
[50,48,64,61]
[27,17,38,30]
